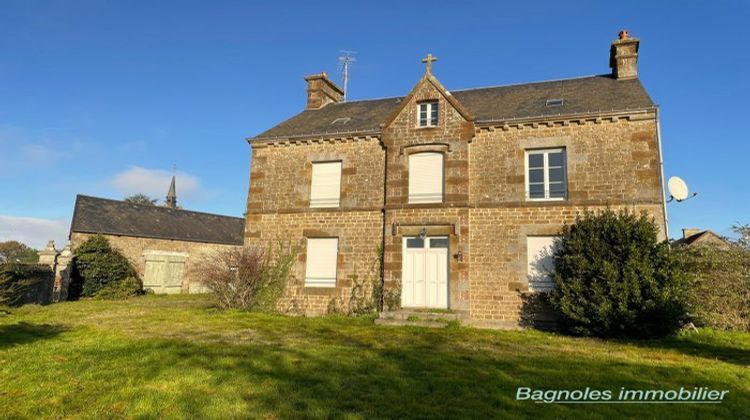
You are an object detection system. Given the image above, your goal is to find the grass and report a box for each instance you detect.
[0,295,748,419]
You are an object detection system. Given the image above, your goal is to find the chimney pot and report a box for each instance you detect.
[610,31,640,80]
[304,72,344,110]
[682,228,701,239]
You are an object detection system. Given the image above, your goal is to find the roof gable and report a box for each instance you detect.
[381,73,474,129]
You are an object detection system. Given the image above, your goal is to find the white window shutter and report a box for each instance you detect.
[310,162,342,208]
[526,236,558,292]
[408,152,443,203]
[305,238,338,288]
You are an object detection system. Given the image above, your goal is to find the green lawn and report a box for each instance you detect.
[1,295,748,419]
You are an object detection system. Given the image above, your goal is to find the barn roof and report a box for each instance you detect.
[70,195,245,245]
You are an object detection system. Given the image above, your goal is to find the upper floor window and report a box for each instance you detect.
[310,161,342,208]
[526,148,567,201]
[408,152,443,204]
[418,101,439,127]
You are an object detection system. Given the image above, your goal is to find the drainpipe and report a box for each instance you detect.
[655,107,669,239]
[380,138,388,312]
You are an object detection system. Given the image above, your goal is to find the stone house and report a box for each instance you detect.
[65,194,244,298]
[245,32,667,328]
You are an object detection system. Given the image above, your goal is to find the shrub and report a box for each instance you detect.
[95,276,144,300]
[676,245,750,331]
[192,242,297,311]
[69,235,141,299]
[0,263,54,306]
[548,209,690,338]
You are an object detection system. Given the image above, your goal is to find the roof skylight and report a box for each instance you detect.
[330,117,351,126]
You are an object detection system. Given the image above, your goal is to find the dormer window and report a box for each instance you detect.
[418,101,439,127]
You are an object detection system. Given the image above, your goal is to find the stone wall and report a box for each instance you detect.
[247,137,384,214]
[245,210,383,315]
[38,241,72,301]
[470,116,663,209]
[69,233,241,294]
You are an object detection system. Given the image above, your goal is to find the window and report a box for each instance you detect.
[526,148,567,200]
[418,101,439,127]
[310,161,342,208]
[406,237,425,248]
[304,238,338,288]
[429,237,449,248]
[526,236,558,292]
[408,152,444,203]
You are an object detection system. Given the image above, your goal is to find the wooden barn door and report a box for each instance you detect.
[143,251,187,294]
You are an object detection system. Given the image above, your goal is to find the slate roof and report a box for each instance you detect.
[252,75,655,140]
[70,195,245,245]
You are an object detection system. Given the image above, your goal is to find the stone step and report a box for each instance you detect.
[378,310,460,322]
[374,318,449,328]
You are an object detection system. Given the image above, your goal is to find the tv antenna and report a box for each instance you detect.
[338,50,356,102]
[667,176,698,203]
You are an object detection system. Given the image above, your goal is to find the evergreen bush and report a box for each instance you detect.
[548,209,690,338]
[69,235,141,299]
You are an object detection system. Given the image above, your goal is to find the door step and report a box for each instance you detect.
[375,309,461,328]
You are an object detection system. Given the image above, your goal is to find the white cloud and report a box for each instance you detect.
[111,166,201,202]
[0,215,70,250]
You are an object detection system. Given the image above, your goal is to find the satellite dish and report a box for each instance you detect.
[667,176,697,202]
[668,177,689,201]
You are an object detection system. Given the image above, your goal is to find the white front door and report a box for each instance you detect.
[401,236,449,308]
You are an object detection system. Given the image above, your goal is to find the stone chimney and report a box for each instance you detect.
[682,228,701,239]
[304,72,344,109]
[610,30,640,80]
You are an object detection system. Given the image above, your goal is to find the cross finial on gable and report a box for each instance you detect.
[421,53,438,74]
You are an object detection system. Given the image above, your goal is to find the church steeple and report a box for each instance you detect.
[166,175,177,209]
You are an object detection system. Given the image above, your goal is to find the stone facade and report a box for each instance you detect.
[69,232,241,294]
[245,40,667,326]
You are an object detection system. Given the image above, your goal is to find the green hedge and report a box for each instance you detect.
[0,263,53,307]
[676,245,750,331]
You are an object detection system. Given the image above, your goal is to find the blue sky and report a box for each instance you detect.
[1,0,748,248]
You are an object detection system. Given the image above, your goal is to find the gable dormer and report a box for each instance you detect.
[381,55,475,207]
